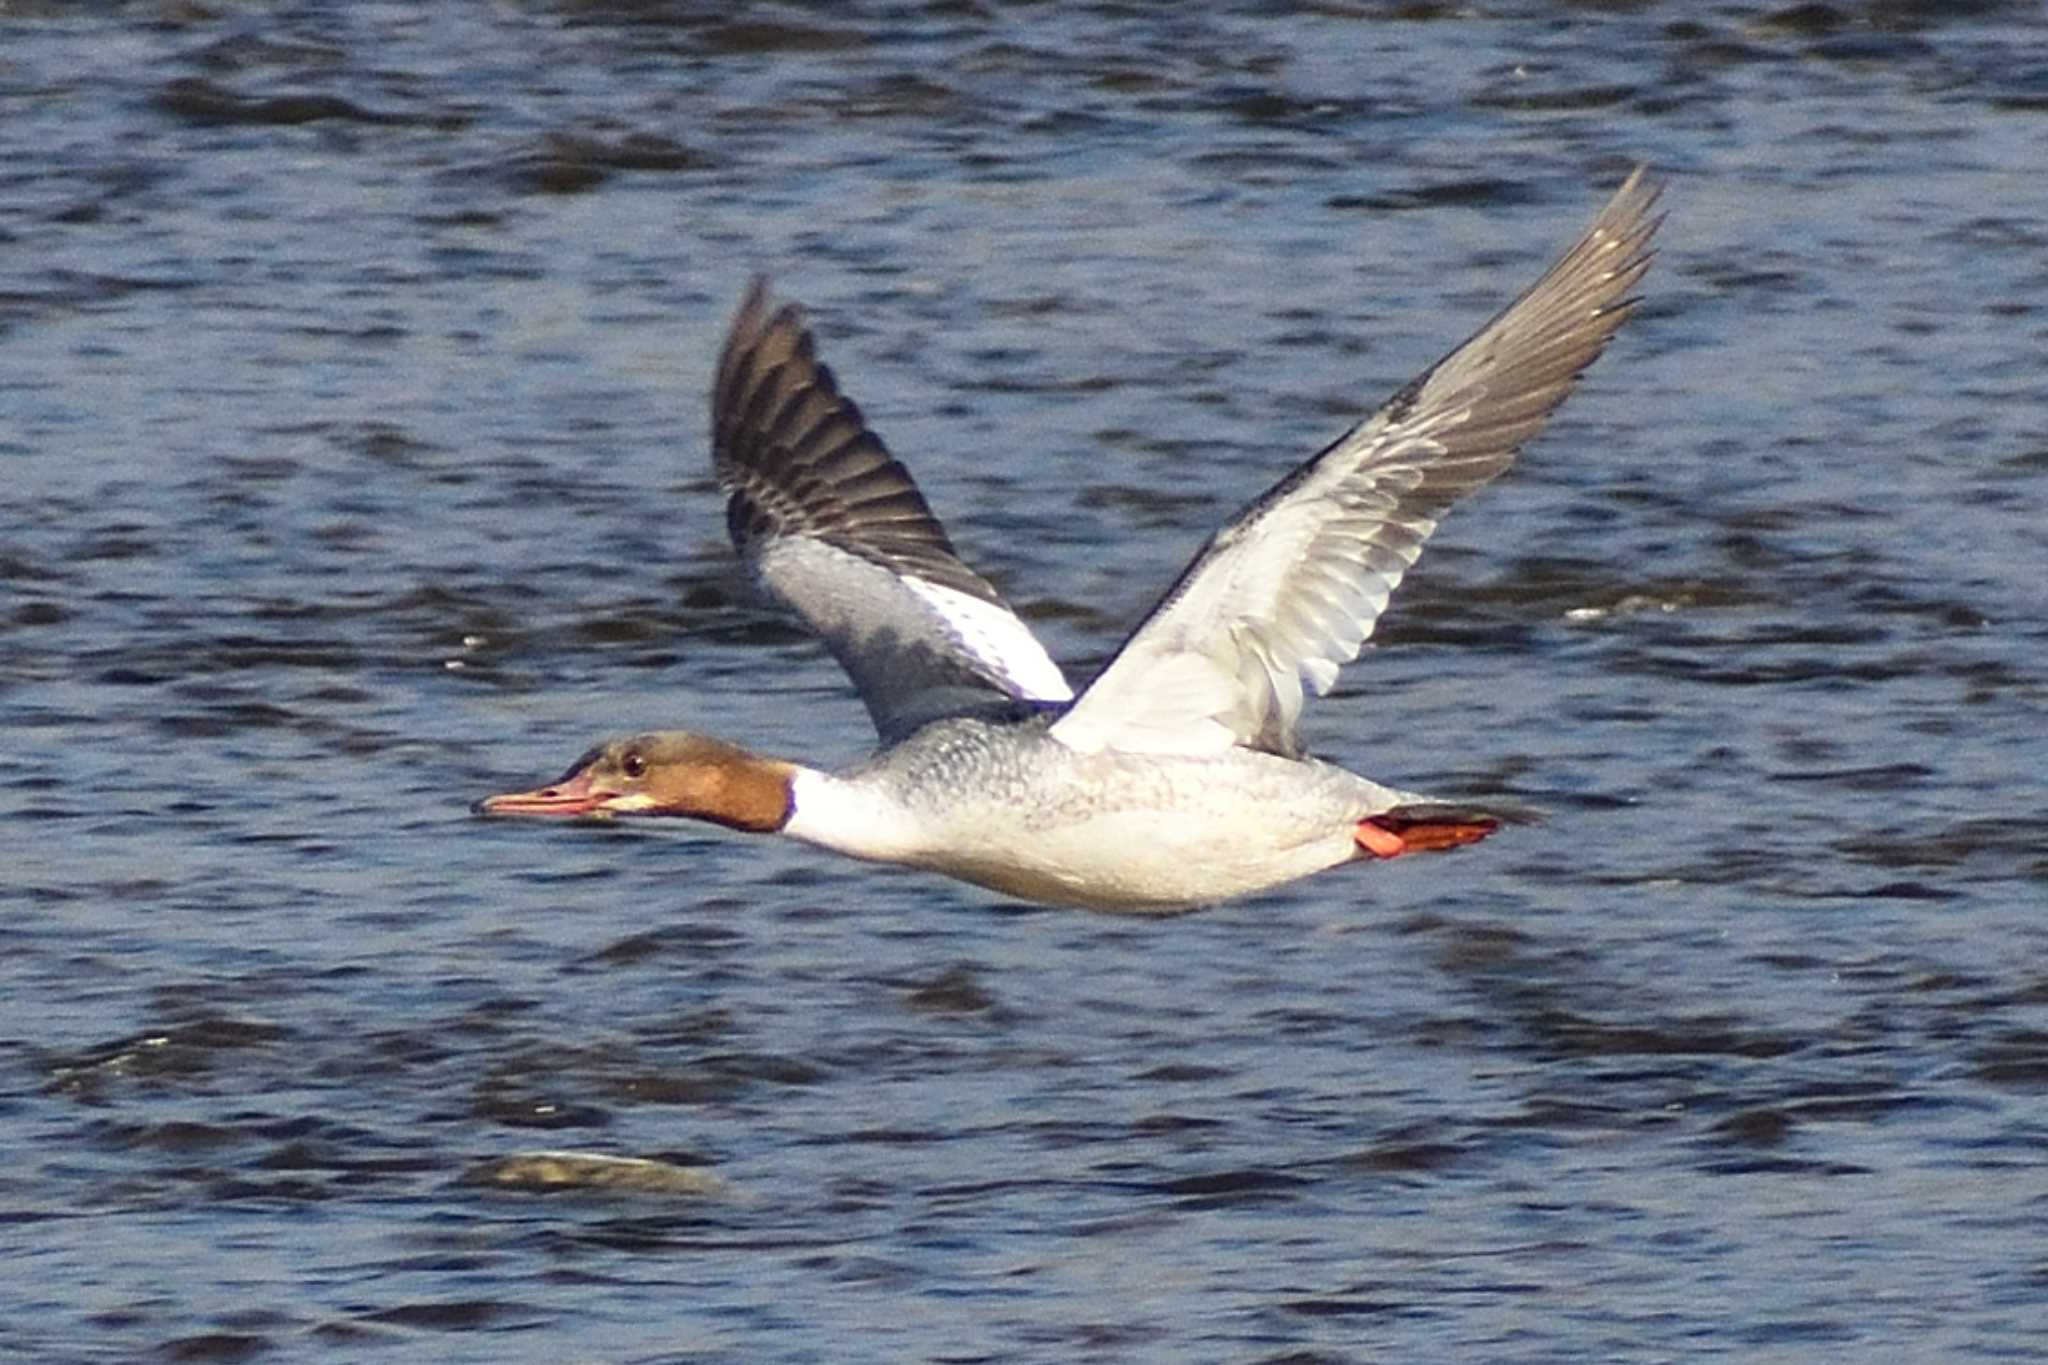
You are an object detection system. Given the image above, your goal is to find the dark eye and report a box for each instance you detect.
[621,750,647,779]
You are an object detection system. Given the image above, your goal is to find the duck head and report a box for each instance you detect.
[476,731,794,833]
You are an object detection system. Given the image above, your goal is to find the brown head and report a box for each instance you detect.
[475,731,795,834]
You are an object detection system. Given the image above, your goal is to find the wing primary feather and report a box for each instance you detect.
[709,279,1072,738]
[1051,168,1662,758]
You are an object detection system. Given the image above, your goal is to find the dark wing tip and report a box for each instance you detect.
[1386,164,1664,504]
[707,280,1011,607]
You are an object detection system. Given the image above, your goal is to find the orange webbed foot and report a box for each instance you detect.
[1355,812,1501,859]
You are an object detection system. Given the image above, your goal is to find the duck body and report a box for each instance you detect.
[480,169,1662,911]
[785,710,1410,909]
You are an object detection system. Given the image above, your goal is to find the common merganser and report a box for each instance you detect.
[479,169,1661,910]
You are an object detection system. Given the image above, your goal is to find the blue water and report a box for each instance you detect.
[4,3,2046,1361]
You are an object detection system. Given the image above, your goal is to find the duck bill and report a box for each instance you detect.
[475,767,614,818]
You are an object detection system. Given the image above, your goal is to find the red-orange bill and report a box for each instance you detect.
[475,764,608,817]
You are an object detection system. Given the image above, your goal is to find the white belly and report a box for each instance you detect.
[912,814,1362,910]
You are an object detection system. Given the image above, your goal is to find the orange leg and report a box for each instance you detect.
[1355,814,1499,859]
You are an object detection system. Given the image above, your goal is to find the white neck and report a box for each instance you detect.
[781,768,928,863]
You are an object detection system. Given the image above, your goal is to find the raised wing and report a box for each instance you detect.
[1050,168,1662,758]
[712,279,1072,742]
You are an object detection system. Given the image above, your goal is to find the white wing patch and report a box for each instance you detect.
[1048,483,1440,758]
[902,578,1073,703]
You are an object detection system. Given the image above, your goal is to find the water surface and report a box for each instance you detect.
[3,3,2046,1361]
